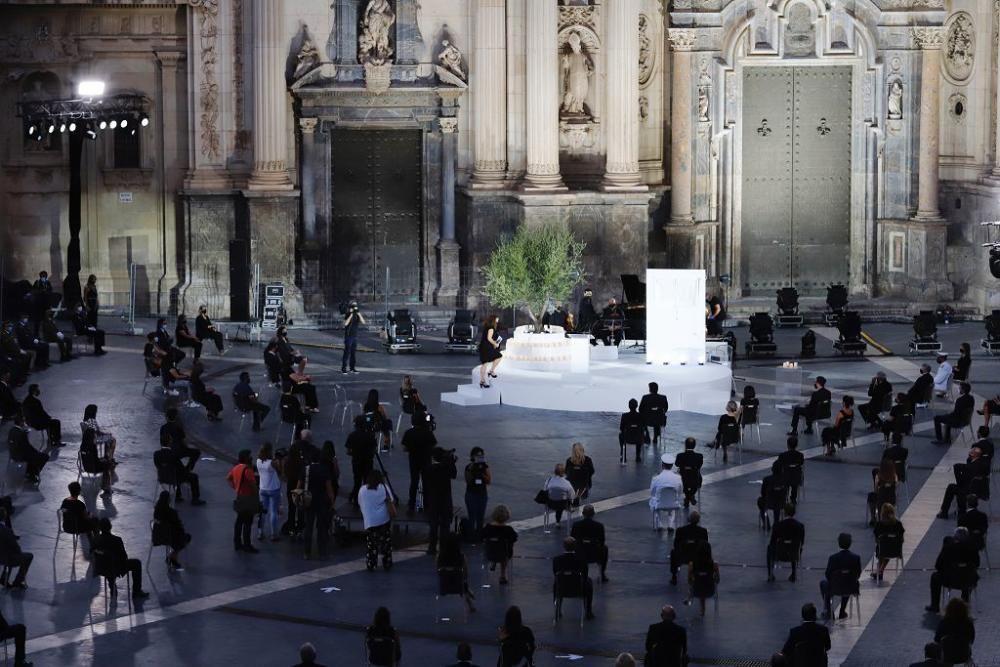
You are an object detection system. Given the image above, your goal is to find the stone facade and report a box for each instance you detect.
[1,0,999,319]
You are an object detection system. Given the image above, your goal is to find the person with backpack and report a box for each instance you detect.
[402,408,436,510]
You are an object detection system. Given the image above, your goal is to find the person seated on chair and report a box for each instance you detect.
[174,314,203,361]
[0,371,20,420]
[821,396,854,456]
[60,481,99,541]
[0,321,32,380]
[969,426,994,462]
[925,528,979,614]
[935,598,976,667]
[154,437,205,505]
[873,503,904,582]
[859,371,893,428]
[819,532,862,620]
[7,413,47,484]
[481,504,517,584]
[154,317,184,365]
[552,536,595,620]
[159,352,191,397]
[233,371,270,432]
[977,393,1000,429]
[445,642,479,667]
[195,305,225,355]
[686,541,720,618]
[91,518,149,600]
[363,389,392,443]
[788,376,831,436]
[81,404,117,463]
[882,393,913,444]
[933,353,953,397]
[644,604,687,667]
[80,429,112,497]
[767,503,805,582]
[907,364,934,410]
[714,401,740,463]
[70,303,106,355]
[882,440,910,483]
[399,375,424,417]
[291,642,325,667]
[670,510,708,586]
[781,603,830,667]
[674,437,703,508]
[867,460,898,526]
[570,504,609,583]
[21,384,62,447]
[365,606,402,667]
[619,398,645,464]
[274,326,309,377]
[0,608,31,667]
[143,332,164,376]
[279,390,311,441]
[543,464,576,528]
[189,361,223,421]
[777,436,805,503]
[958,495,988,551]
[284,366,319,413]
[758,461,788,531]
[937,447,989,519]
[161,409,201,473]
[0,512,31,591]
[153,490,191,571]
[41,309,73,362]
[639,382,669,446]
[649,456,683,532]
[705,293,725,337]
[932,382,975,445]
[14,313,48,370]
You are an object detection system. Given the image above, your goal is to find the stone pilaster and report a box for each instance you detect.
[602,0,645,191]
[333,0,358,65]
[668,29,696,224]
[522,0,566,191]
[471,0,508,188]
[248,0,293,191]
[184,0,230,190]
[156,51,185,305]
[436,117,461,305]
[990,1,1000,180]
[912,27,944,221]
[299,118,319,242]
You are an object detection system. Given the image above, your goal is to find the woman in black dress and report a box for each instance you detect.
[687,541,720,617]
[478,315,502,388]
[953,342,972,383]
[714,401,740,463]
[190,361,224,421]
[153,490,191,570]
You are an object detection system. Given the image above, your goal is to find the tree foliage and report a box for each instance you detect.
[482,224,586,331]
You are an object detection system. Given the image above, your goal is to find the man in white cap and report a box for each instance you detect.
[649,455,684,532]
[933,353,953,397]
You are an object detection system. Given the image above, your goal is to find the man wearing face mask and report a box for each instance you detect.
[31,271,57,337]
[14,314,49,370]
[195,305,226,355]
[40,310,73,362]
[0,323,31,382]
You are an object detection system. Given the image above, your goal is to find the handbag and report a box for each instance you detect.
[291,464,313,509]
[232,466,260,514]
[534,478,551,505]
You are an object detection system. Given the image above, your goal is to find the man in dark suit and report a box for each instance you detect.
[577,288,598,335]
[639,382,669,445]
[7,414,47,484]
[91,518,149,600]
[160,408,201,472]
[40,310,73,362]
[0,515,32,590]
[232,371,270,432]
[674,437,703,507]
[0,608,30,667]
[422,446,457,555]
[777,436,805,503]
[0,322,31,382]
[933,382,975,444]
[154,440,205,505]
[552,537,594,620]
[570,505,609,583]
[13,314,48,369]
[858,371,893,426]
[937,447,990,518]
[970,426,994,461]
[909,642,945,667]
[644,605,687,667]
[767,503,805,582]
[401,408,436,510]
[788,376,831,435]
[958,495,989,551]
[782,603,830,667]
[907,364,934,409]
[670,510,708,586]
[619,398,645,464]
[925,528,979,613]
[819,533,863,620]
[21,384,62,447]
[71,304,106,354]
[0,371,19,421]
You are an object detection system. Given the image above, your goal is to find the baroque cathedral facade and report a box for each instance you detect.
[1,0,998,318]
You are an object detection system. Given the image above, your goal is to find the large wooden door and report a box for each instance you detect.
[331,129,423,302]
[740,66,851,295]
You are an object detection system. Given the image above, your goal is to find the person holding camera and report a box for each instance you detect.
[423,446,458,555]
[342,301,365,374]
[402,408,437,511]
[346,415,378,506]
[464,447,491,541]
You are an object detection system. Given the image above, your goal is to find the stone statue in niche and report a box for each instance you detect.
[887,79,903,120]
[293,26,321,80]
[561,30,594,118]
[783,4,815,58]
[438,40,466,81]
[698,87,710,122]
[358,0,395,65]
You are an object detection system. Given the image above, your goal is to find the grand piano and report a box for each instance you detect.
[619,274,647,342]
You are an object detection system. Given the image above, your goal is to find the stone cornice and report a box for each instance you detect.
[912,26,945,49]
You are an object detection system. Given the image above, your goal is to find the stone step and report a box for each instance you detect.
[441,385,501,407]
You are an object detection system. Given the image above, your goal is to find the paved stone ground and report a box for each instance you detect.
[2,318,998,666]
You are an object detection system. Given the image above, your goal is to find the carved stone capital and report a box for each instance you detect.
[299,117,319,134]
[668,29,698,52]
[155,51,184,68]
[439,117,459,133]
[912,27,945,50]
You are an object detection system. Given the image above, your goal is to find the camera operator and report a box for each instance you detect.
[346,414,378,506]
[342,301,365,374]
[464,447,491,541]
[402,408,437,511]
[422,446,458,555]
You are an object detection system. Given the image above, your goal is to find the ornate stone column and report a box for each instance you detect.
[991,1,1000,180]
[668,29,696,224]
[522,0,566,191]
[248,0,292,191]
[436,117,461,305]
[471,0,508,188]
[602,0,645,191]
[184,0,230,190]
[913,27,944,220]
[299,118,319,242]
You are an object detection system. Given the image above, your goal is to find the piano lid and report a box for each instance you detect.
[620,274,646,304]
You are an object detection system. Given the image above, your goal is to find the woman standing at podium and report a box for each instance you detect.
[479,315,503,389]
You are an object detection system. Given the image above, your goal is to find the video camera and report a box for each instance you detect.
[338,300,361,316]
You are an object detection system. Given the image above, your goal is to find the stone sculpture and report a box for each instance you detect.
[438,40,466,81]
[358,0,395,65]
[293,27,321,80]
[560,30,593,117]
[887,79,903,120]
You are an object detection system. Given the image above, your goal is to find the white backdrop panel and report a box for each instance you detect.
[646,269,706,365]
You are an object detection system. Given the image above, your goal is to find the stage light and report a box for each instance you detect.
[77,80,106,97]
[59,123,67,133]
[27,125,36,136]
[986,311,1000,342]
[776,287,800,316]
[120,117,128,129]
[99,120,108,130]
[140,114,149,127]
[827,284,849,313]
[86,128,97,140]
[749,312,774,343]
[69,122,77,132]
[990,247,1000,279]
[837,311,863,341]
[913,311,937,340]
[47,122,55,134]
[109,119,118,129]
[801,329,817,358]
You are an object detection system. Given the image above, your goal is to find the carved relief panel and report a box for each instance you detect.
[943,12,974,85]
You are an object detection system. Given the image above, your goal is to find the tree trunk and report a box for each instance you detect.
[524,304,543,333]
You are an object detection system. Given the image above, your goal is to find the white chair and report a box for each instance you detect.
[650,483,682,531]
[543,485,575,533]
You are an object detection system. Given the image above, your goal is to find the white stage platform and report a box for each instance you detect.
[440,351,733,415]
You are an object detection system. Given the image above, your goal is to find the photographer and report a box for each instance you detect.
[346,415,378,506]
[464,447,491,541]
[342,301,365,374]
[402,408,437,511]
[422,446,458,555]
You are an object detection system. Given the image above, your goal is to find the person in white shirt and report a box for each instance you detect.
[544,464,577,526]
[933,353,953,397]
[358,469,395,571]
[649,455,684,531]
[256,444,282,542]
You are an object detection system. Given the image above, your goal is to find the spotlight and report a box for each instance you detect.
[990,247,1000,280]
[826,284,849,313]
[69,122,77,132]
[109,119,118,129]
[776,287,800,316]
[130,128,137,136]
[140,114,150,127]
[913,311,937,340]
[120,118,128,129]
[47,122,55,134]
[77,80,106,97]
[99,120,108,130]
[34,133,44,142]
[27,125,36,136]
[986,311,1000,343]
[745,312,777,358]
[86,128,97,140]
[59,123,66,133]
[837,311,863,341]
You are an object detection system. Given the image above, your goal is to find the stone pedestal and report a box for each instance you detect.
[179,193,238,318]
[663,222,718,276]
[240,191,303,318]
[434,240,461,306]
[876,218,953,301]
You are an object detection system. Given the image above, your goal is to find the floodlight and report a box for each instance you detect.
[109,119,118,129]
[986,311,1000,342]
[120,118,128,129]
[99,120,108,130]
[776,287,800,316]
[827,284,849,313]
[68,122,77,132]
[77,80,106,97]
[27,124,36,136]
[837,311,863,341]
[749,313,774,343]
[59,123,66,133]
[913,311,937,340]
[47,123,55,134]
[140,113,150,127]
